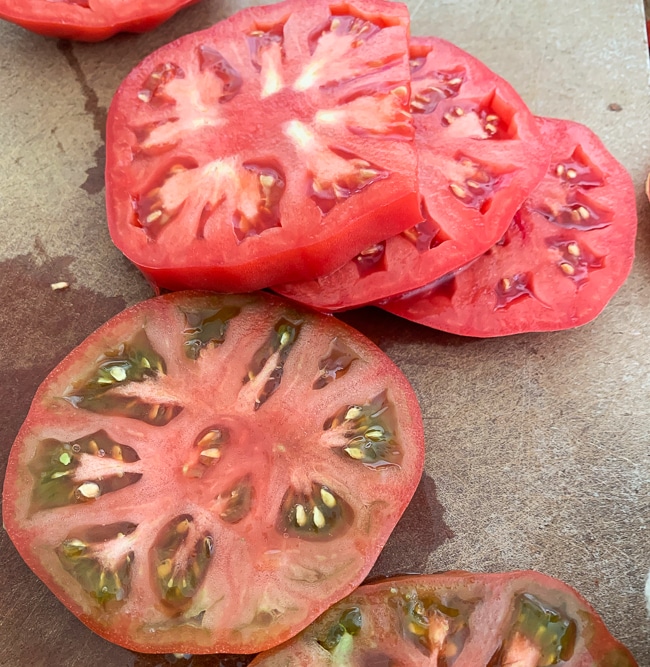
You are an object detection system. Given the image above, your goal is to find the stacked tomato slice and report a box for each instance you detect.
[105,0,636,337]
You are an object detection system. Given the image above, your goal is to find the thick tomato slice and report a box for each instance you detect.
[105,0,421,293]
[274,36,548,311]
[250,571,638,666]
[382,117,637,337]
[2,292,424,654]
[0,0,198,41]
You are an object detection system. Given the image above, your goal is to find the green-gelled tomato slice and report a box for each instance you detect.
[2,291,424,655]
[250,571,638,666]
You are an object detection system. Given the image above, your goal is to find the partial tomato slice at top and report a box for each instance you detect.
[106,0,421,293]
[250,571,638,666]
[382,117,637,337]
[0,0,198,41]
[274,36,548,311]
[2,292,424,654]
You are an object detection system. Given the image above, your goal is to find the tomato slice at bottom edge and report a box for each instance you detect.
[380,117,637,337]
[2,291,424,654]
[249,571,638,666]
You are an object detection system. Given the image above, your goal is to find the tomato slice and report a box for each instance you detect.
[105,0,421,293]
[249,571,638,666]
[2,291,424,654]
[0,0,198,41]
[274,36,549,311]
[382,117,637,337]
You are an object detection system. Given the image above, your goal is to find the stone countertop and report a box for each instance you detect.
[0,1,648,665]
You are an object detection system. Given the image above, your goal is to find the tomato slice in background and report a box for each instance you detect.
[0,0,198,41]
[2,291,424,654]
[249,571,639,666]
[381,117,637,337]
[273,36,549,311]
[105,0,421,293]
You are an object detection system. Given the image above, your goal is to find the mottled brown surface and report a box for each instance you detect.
[0,1,649,666]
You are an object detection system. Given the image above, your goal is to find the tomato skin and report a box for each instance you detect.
[273,36,549,311]
[0,0,199,41]
[382,117,637,337]
[249,571,639,666]
[2,291,424,654]
[105,0,421,293]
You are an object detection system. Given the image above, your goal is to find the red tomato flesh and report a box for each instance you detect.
[0,0,198,41]
[382,117,637,337]
[250,571,638,666]
[274,36,549,311]
[106,0,421,293]
[2,291,424,654]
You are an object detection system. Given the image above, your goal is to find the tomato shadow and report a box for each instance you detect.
[335,306,481,349]
[130,653,253,667]
[366,473,454,578]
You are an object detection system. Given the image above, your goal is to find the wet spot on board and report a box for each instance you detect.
[57,40,107,195]
[0,251,125,475]
[367,473,454,578]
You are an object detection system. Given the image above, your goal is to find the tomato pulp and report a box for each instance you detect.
[106,0,421,293]
[250,571,638,666]
[274,36,548,311]
[0,0,198,41]
[382,117,637,336]
[2,292,425,654]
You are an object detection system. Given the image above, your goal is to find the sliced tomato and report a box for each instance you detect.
[105,0,421,293]
[0,0,198,41]
[382,117,637,337]
[250,571,638,666]
[274,36,549,311]
[2,292,424,654]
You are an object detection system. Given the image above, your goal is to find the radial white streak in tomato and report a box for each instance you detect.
[78,531,138,571]
[73,453,143,484]
[284,120,380,194]
[154,157,267,236]
[294,19,377,92]
[315,90,411,137]
[260,45,284,98]
[284,119,314,151]
[139,79,226,152]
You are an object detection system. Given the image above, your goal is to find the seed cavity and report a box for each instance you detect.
[57,523,137,607]
[217,476,254,524]
[280,484,350,541]
[547,237,604,286]
[312,338,359,390]
[232,162,286,243]
[245,316,303,410]
[65,330,181,426]
[495,272,538,310]
[28,433,141,513]
[198,45,243,102]
[137,62,185,106]
[324,392,402,468]
[182,304,241,360]
[318,607,363,653]
[495,594,576,666]
[409,66,465,114]
[151,515,214,608]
